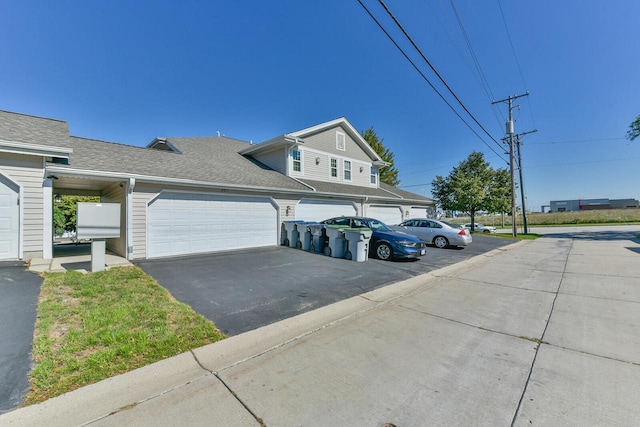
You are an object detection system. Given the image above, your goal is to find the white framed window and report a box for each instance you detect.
[330,157,338,178]
[344,160,351,181]
[370,167,377,184]
[336,132,346,151]
[292,149,302,173]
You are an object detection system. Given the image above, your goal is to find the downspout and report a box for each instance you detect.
[126,178,135,260]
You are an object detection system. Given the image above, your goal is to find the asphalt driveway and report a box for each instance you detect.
[136,235,511,335]
[0,261,42,415]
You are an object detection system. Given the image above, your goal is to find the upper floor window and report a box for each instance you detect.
[330,157,338,178]
[336,132,346,151]
[344,160,351,181]
[292,149,301,172]
[370,167,377,184]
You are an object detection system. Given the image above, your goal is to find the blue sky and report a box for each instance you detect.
[2,0,639,212]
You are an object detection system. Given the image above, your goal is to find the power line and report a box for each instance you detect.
[355,0,507,163]
[449,0,495,101]
[448,0,506,132]
[497,0,527,91]
[527,156,640,169]
[497,0,536,128]
[376,0,505,153]
[527,137,626,145]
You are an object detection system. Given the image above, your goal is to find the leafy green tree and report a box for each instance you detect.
[486,168,511,214]
[360,127,400,186]
[431,151,510,230]
[627,115,640,141]
[53,195,100,236]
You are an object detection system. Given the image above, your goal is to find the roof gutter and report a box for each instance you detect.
[239,134,304,155]
[45,166,315,196]
[0,138,72,159]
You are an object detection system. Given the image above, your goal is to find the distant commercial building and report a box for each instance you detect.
[549,198,639,212]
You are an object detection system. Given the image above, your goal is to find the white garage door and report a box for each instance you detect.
[295,199,357,222]
[0,175,19,259]
[366,205,403,225]
[148,192,277,258]
[409,207,429,219]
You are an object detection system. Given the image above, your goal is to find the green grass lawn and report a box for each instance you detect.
[450,209,640,228]
[25,266,225,405]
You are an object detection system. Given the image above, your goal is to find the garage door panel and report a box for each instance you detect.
[409,207,433,219]
[367,205,403,225]
[0,176,20,259]
[148,193,277,258]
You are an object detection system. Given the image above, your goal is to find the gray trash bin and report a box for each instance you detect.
[343,228,372,262]
[282,220,304,248]
[308,224,326,253]
[324,225,347,258]
[300,222,318,251]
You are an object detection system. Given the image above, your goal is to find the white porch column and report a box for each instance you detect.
[126,178,135,260]
[42,178,53,259]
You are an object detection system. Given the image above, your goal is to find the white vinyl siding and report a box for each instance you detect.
[252,148,287,174]
[302,152,329,181]
[132,184,160,259]
[101,182,127,257]
[0,153,44,258]
[301,125,371,162]
[295,199,357,222]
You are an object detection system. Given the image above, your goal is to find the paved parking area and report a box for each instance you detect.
[0,261,42,415]
[135,235,511,335]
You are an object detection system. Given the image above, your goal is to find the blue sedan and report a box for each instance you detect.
[320,216,427,260]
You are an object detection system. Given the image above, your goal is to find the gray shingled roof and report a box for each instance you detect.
[0,110,70,147]
[299,179,433,203]
[0,109,434,203]
[380,183,434,203]
[61,136,311,191]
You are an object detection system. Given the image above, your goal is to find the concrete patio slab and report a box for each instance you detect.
[544,293,640,364]
[396,278,556,339]
[218,304,537,426]
[560,271,640,303]
[515,345,640,426]
[455,263,564,292]
[565,255,640,277]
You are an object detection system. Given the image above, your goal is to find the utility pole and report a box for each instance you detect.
[493,93,528,238]
[515,130,537,234]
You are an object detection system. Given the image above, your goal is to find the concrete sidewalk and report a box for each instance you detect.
[29,244,132,274]
[2,230,640,426]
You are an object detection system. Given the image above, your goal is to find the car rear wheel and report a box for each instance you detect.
[376,242,393,260]
[434,236,449,249]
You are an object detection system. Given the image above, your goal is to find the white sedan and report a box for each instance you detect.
[391,219,472,249]
[463,223,497,233]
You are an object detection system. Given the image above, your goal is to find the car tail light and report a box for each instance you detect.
[458,230,467,236]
